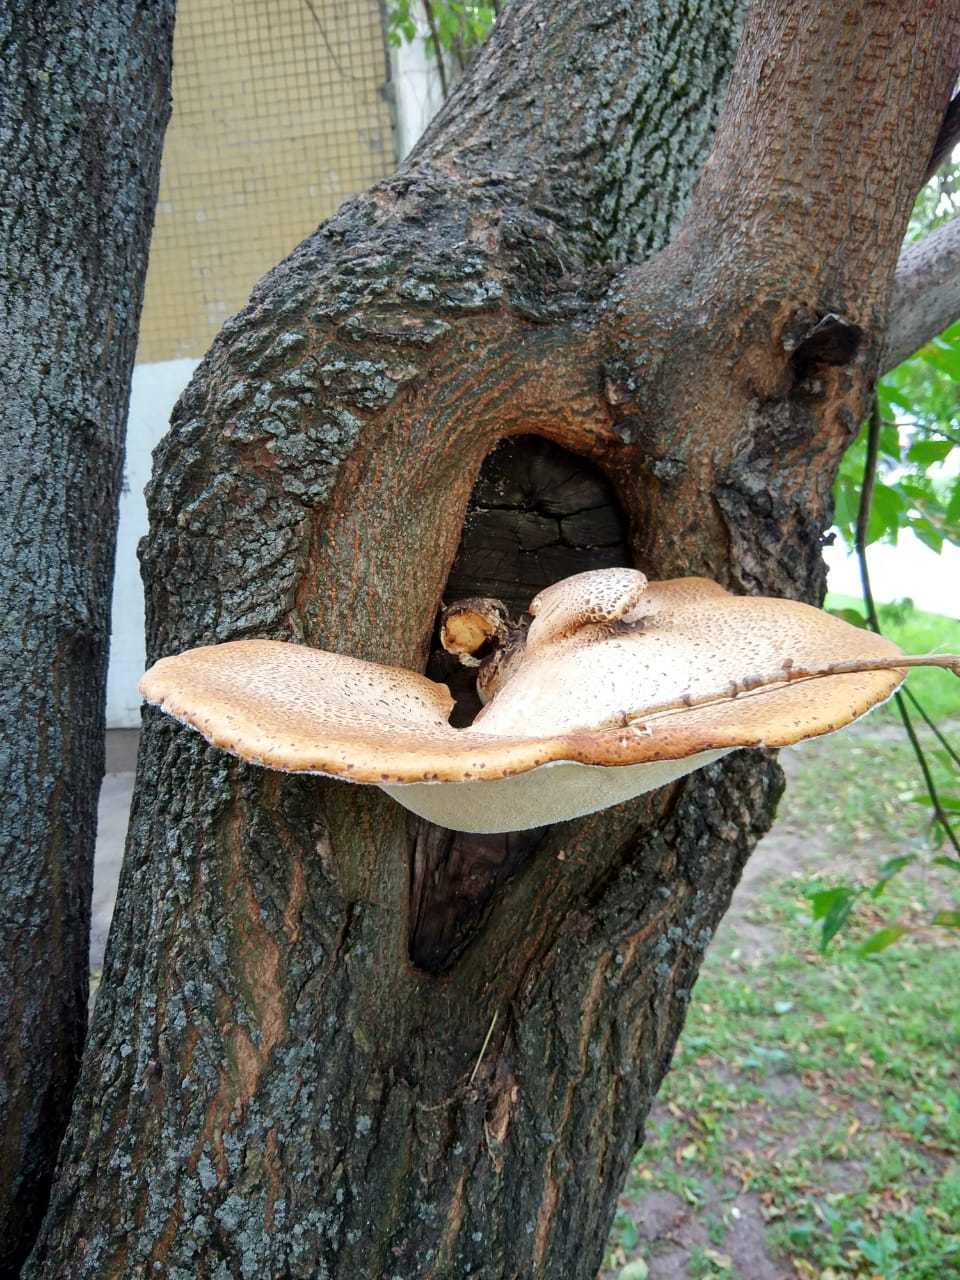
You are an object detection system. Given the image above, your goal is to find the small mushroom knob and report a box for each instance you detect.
[440,597,511,668]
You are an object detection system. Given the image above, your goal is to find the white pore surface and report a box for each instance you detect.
[381,748,731,833]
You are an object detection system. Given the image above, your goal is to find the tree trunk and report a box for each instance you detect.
[26,2,958,1276]
[0,3,174,1273]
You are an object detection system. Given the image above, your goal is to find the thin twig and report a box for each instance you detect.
[623,653,960,728]
[925,92,960,182]
[902,684,960,769]
[468,1009,499,1086]
[299,0,364,83]
[856,398,960,856]
[451,10,467,74]
[895,695,959,853]
[422,0,449,99]
[911,422,960,448]
[856,398,882,556]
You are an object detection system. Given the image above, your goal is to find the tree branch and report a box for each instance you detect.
[422,0,449,99]
[678,1,960,333]
[881,214,960,373]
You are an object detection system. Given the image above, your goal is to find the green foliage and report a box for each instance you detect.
[386,0,496,68]
[808,885,859,952]
[906,162,960,241]
[617,1260,648,1280]
[833,325,960,555]
[787,706,959,951]
[826,158,960,945]
[833,160,960,556]
[804,601,960,950]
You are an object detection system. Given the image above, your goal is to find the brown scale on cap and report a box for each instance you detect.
[139,569,960,833]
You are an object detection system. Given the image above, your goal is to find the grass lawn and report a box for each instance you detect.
[601,601,960,1280]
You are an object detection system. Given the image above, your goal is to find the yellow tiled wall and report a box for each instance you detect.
[138,0,396,362]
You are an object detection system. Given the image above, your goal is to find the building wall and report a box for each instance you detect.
[137,0,395,363]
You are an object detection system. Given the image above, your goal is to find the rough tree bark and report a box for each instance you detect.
[26,2,959,1277]
[0,4,174,1275]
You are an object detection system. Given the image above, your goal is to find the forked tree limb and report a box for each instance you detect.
[605,2,960,592]
[23,3,960,1277]
[882,214,960,373]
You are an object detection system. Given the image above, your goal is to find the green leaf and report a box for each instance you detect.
[867,482,906,544]
[907,439,954,465]
[932,856,960,873]
[932,910,960,928]
[918,340,960,380]
[877,855,915,878]
[618,1261,649,1280]
[858,926,909,956]
[877,376,913,413]
[870,855,915,897]
[832,480,858,534]
[808,886,859,950]
[809,886,851,919]
[827,607,868,627]
[878,423,902,459]
[613,1212,639,1251]
[911,793,960,812]
[386,0,417,42]
[909,518,944,553]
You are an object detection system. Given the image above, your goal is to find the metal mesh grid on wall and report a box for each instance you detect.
[137,0,396,362]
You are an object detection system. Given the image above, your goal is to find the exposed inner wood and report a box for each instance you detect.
[443,436,631,618]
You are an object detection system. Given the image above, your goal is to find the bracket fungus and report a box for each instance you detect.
[139,569,960,833]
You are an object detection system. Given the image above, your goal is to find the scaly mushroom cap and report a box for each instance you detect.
[526,566,648,649]
[140,572,912,832]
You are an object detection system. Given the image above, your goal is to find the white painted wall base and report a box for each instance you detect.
[107,359,199,727]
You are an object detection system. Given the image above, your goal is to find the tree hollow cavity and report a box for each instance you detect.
[447,434,631,615]
[410,437,631,975]
[427,434,632,726]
